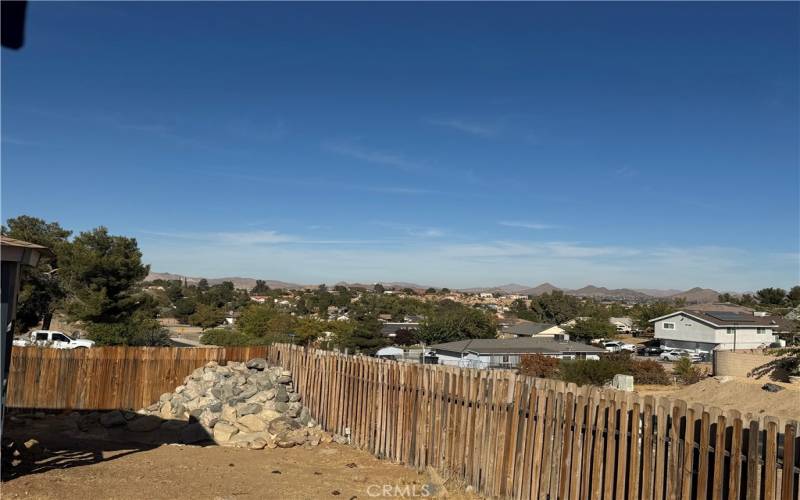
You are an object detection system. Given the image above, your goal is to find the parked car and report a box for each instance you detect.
[659,349,701,363]
[13,330,95,349]
[637,341,664,356]
[602,341,637,353]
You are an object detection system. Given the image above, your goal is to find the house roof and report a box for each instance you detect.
[649,310,779,328]
[430,337,604,355]
[504,321,557,336]
[0,235,53,255]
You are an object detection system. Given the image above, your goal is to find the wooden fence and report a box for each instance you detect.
[6,344,799,499]
[6,346,269,410]
[267,344,799,500]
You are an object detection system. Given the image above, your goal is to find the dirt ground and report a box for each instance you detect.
[634,376,800,422]
[2,416,472,500]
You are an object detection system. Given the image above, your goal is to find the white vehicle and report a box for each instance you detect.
[659,349,701,363]
[13,330,95,349]
[602,341,637,353]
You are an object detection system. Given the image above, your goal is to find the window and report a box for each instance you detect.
[685,323,693,327]
[726,328,735,335]
[52,334,69,342]
[502,355,509,362]
[35,332,48,341]
[663,322,675,330]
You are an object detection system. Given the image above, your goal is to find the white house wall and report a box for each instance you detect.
[654,313,776,351]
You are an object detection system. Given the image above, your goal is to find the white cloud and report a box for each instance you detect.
[499,221,555,230]
[323,140,423,171]
[427,118,499,138]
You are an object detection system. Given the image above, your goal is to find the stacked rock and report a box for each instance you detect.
[139,358,331,449]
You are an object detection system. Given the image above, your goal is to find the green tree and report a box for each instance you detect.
[237,303,275,337]
[197,278,210,292]
[60,227,150,325]
[756,287,788,305]
[251,280,270,294]
[416,301,496,344]
[374,283,385,294]
[188,303,225,330]
[174,297,197,323]
[425,287,437,295]
[1,216,72,332]
[631,301,678,330]
[788,286,800,307]
[565,316,617,340]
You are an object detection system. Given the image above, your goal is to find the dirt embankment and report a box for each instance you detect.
[634,377,800,422]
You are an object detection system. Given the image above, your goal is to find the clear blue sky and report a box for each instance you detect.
[2,2,798,291]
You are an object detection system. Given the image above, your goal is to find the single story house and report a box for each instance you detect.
[429,336,604,369]
[503,321,565,338]
[650,310,778,352]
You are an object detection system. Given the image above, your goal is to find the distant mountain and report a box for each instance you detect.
[459,283,533,293]
[565,285,651,301]
[634,288,683,298]
[145,272,304,290]
[667,287,720,304]
[518,282,561,296]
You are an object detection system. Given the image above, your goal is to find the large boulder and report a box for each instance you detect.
[245,358,267,371]
[237,414,268,433]
[213,422,239,442]
[236,402,262,417]
[268,416,301,436]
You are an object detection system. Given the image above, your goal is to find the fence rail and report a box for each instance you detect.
[6,344,799,499]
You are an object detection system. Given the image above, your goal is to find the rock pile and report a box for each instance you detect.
[134,358,334,449]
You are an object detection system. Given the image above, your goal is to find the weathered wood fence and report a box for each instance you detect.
[6,346,269,410]
[7,344,799,499]
[267,344,799,500]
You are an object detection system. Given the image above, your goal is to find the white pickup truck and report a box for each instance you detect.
[12,330,95,349]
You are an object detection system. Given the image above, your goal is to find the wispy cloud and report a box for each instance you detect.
[1,136,42,146]
[372,221,445,238]
[499,221,556,230]
[426,117,499,138]
[614,166,639,178]
[323,140,423,171]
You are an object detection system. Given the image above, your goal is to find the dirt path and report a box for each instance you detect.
[2,417,468,499]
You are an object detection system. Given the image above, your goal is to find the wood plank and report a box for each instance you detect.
[780,421,796,500]
[728,410,744,500]
[763,417,778,500]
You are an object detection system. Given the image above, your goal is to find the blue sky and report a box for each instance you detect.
[2,2,798,290]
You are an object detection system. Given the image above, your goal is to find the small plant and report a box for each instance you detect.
[200,329,267,346]
[673,357,705,384]
[519,353,560,378]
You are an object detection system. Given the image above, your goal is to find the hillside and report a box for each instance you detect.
[145,272,304,290]
[565,285,651,301]
[667,287,720,304]
[518,282,561,296]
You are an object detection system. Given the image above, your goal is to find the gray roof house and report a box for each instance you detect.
[429,337,604,369]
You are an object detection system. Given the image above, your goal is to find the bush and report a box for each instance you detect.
[519,353,560,378]
[628,359,671,385]
[673,357,705,384]
[557,353,671,387]
[86,318,170,346]
[200,329,270,346]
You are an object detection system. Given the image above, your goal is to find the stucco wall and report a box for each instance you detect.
[713,350,780,377]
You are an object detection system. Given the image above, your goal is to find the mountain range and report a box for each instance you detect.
[146,272,728,303]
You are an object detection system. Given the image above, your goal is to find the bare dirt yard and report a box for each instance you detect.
[634,376,800,422]
[2,415,468,500]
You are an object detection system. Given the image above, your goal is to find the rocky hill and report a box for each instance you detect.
[667,287,721,304]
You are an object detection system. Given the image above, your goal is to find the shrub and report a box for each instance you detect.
[559,358,622,386]
[628,359,671,385]
[200,329,267,346]
[673,357,705,384]
[86,318,170,346]
[519,353,560,378]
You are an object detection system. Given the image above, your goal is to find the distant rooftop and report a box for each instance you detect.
[430,337,604,355]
